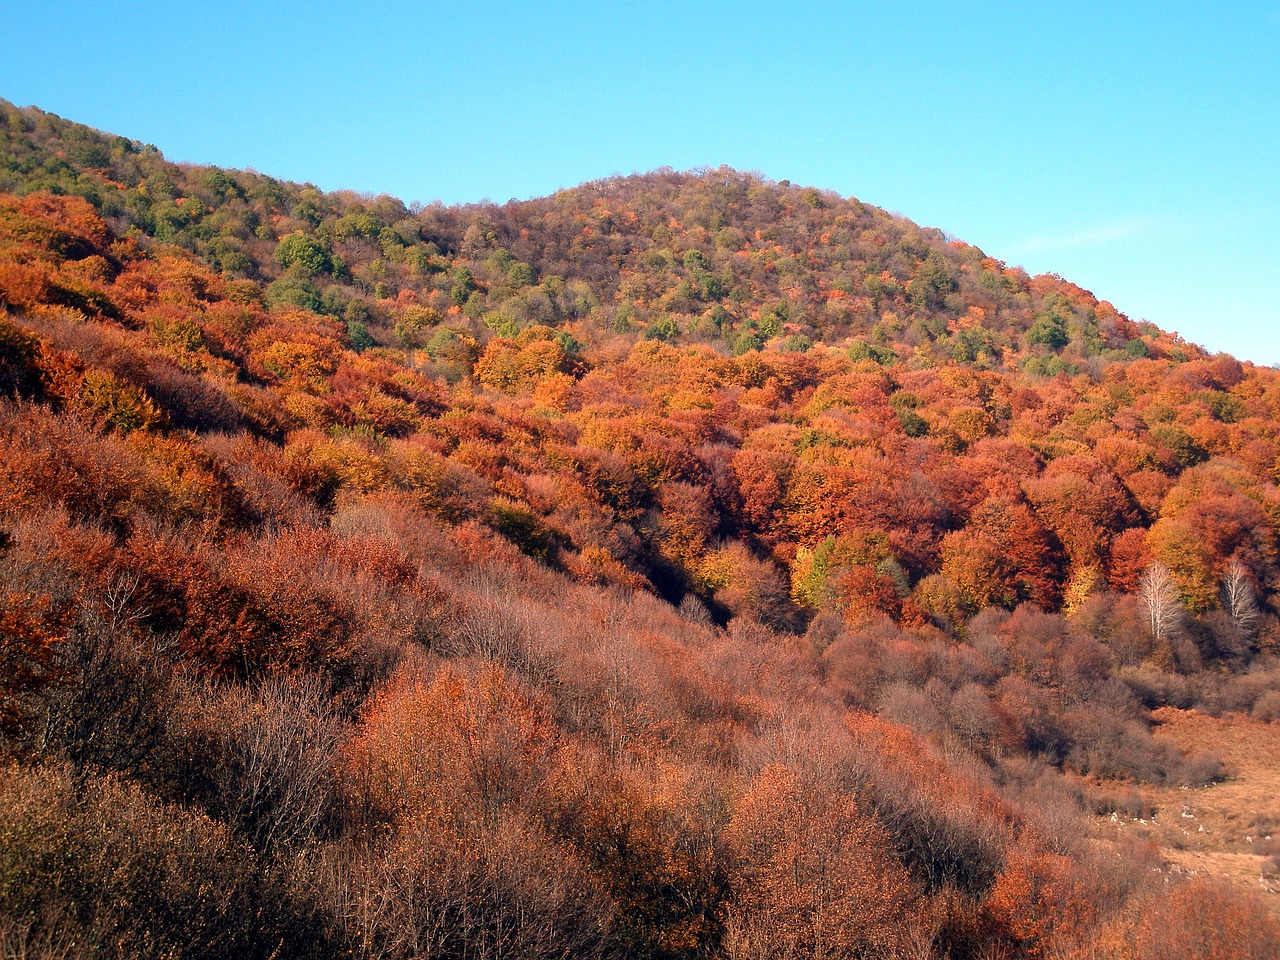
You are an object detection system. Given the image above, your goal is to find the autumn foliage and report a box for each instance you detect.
[1,100,1278,958]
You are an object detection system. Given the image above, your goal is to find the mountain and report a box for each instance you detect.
[1,100,1277,959]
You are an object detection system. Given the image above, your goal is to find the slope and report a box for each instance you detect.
[0,100,1278,959]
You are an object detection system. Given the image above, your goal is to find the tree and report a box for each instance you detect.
[1221,558,1260,636]
[1138,562,1181,642]
[274,231,332,275]
[940,495,1063,612]
[1026,313,1068,349]
[186,673,343,852]
[907,251,956,311]
[1023,455,1135,575]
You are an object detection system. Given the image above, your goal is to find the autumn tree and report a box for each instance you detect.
[940,494,1062,612]
[1092,877,1280,960]
[984,843,1098,958]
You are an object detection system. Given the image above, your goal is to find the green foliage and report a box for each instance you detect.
[1027,310,1069,350]
[449,265,477,305]
[1152,424,1208,468]
[951,326,1000,363]
[332,212,380,243]
[896,407,930,437]
[424,326,475,364]
[489,499,557,561]
[507,260,536,288]
[731,327,766,355]
[266,272,323,312]
[275,232,333,275]
[346,320,376,352]
[290,189,329,227]
[907,251,957,310]
[757,301,788,338]
[848,339,896,365]
[392,305,443,348]
[1199,389,1242,423]
[554,330,583,358]
[780,334,812,353]
[76,369,159,434]
[681,249,709,270]
[643,315,680,343]
[203,169,243,202]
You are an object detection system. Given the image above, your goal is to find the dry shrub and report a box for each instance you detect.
[701,620,821,713]
[878,678,945,740]
[340,661,561,828]
[1085,783,1156,820]
[36,588,172,778]
[20,305,243,435]
[1118,663,1194,710]
[301,814,615,960]
[539,587,752,764]
[820,618,903,707]
[1252,688,1280,721]
[842,711,1015,895]
[0,764,323,959]
[1062,705,1186,783]
[0,397,248,534]
[722,764,914,960]
[0,505,115,610]
[174,672,345,852]
[1091,877,1280,960]
[437,577,547,675]
[555,757,729,958]
[200,432,325,528]
[0,917,78,960]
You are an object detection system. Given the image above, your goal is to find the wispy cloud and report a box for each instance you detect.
[1012,219,1151,255]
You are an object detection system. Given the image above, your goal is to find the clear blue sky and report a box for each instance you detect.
[3,2,1277,364]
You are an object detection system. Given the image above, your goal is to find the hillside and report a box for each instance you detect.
[1,100,1278,959]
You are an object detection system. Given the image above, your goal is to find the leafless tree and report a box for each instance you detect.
[192,673,345,852]
[37,577,171,779]
[1139,563,1182,641]
[1222,558,1260,636]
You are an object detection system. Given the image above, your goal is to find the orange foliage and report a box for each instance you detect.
[1092,878,1280,960]
[343,662,560,825]
[723,764,914,959]
[984,843,1097,957]
[0,591,60,737]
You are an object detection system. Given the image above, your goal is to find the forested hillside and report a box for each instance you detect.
[1,100,1278,959]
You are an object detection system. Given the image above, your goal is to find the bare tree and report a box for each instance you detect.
[37,576,172,779]
[1222,558,1260,636]
[187,673,345,852]
[1139,563,1182,641]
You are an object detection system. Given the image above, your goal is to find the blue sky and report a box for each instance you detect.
[3,2,1277,364]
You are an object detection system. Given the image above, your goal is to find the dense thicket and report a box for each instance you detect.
[1,100,1277,959]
